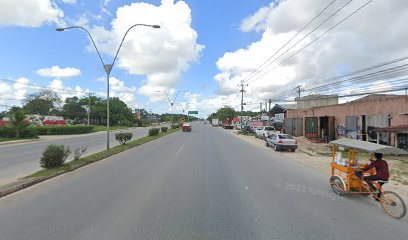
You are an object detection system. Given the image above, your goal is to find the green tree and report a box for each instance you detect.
[215,106,236,122]
[23,89,62,115]
[9,107,30,138]
[62,96,86,120]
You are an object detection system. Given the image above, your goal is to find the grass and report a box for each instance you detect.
[91,125,137,132]
[238,131,255,136]
[0,137,37,143]
[24,127,180,179]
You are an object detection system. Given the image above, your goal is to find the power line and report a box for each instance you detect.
[0,78,86,95]
[247,0,375,85]
[243,0,338,83]
[246,0,352,83]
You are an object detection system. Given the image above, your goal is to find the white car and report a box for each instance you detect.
[265,133,297,152]
[255,126,276,139]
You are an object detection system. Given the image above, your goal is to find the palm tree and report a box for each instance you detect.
[10,107,30,138]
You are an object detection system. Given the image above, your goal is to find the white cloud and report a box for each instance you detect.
[37,66,81,79]
[86,0,203,101]
[96,77,140,108]
[0,0,63,27]
[48,79,84,101]
[214,0,408,104]
[0,78,33,109]
[61,0,76,4]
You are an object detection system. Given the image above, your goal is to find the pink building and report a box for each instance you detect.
[285,95,408,149]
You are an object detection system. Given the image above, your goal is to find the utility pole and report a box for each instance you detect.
[87,92,91,125]
[294,85,304,99]
[268,98,272,126]
[239,82,248,127]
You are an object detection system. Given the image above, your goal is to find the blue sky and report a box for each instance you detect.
[1,0,408,118]
[0,0,269,118]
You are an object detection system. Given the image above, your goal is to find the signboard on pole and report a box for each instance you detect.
[188,111,198,114]
[275,113,285,123]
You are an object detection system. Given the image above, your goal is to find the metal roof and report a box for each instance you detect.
[331,138,408,155]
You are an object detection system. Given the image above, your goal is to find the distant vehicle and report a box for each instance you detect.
[182,123,192,132]
[255,126,276,139]
[222,118,234,129]
[211,118,219,126]
[266,133,297,152]
[241,125,252,132]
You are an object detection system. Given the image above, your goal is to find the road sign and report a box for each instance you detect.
[188,111,198,114]
[180,118,185,123]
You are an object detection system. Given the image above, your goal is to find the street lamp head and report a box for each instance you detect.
[55,27,65,32]
[152,25,161,29]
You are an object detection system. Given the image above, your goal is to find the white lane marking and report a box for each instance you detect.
[175,145,185,156]
[244,186,249,190]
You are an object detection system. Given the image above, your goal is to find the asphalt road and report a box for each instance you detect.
[0,123,406,240]
[0,127,154,185]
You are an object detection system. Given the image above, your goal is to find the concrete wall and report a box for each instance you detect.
[287,95,408,127]
[296,95,338,109]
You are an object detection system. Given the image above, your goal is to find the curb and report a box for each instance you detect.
[0,128,179,199]
[0,138,40,146]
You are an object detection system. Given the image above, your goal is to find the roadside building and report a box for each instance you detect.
[285,94,408,149]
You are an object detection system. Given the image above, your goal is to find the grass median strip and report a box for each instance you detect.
[24,127,180,180]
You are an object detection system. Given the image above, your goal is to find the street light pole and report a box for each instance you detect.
[156,90,187,126]
[56,24,160,150]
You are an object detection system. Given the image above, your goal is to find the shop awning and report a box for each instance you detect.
[331,138,408,155]
[373,125,408,133]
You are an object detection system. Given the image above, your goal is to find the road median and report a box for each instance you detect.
[0,127,180,199]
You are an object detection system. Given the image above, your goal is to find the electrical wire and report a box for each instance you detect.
[243,0,338,83]
[247,0,375,85]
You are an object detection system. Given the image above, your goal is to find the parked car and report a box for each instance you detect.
[255,126,276,139]
[265,133,297,152]
[182,123,192,132]
[242,125,252,132]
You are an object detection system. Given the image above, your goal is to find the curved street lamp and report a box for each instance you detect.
[56,24,160,150]
[156,90,187,125]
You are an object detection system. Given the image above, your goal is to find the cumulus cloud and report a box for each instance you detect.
[37,66,81,79]
[48,79,84,101]
[84,0,203,101]
[0,0,63,27]
[95,76,140,108]
[214,0,408,103]
[0,77,32,103]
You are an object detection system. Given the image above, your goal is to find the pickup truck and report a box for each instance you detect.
[255,126,276,140]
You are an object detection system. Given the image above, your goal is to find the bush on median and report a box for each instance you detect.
[36,125,94,135]
[161,126,168,132]
[115,132,133,144]
[171,123,181,129]
[40,144,71,169]
[148,128,160,136]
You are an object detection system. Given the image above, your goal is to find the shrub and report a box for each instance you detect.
[171,124,181,129]
[275,122,283,131]
[148,128,160,136]
[161,126,168,132]
[20,127,38,138]
[120,119,134,127]
[115,132,133,144]
[0,127,16,138]
[36,125,94,135]
[40,145,71,169]
[36,126,49,135]
[73,147,88,160]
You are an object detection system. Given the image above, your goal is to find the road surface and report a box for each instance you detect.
[0,123,406,240]
[0,127,153,185]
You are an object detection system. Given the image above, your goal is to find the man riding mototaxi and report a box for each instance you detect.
[355,152,389,199]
